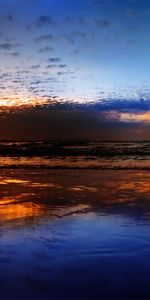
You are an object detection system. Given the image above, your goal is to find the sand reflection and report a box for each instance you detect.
[1,169,150,225]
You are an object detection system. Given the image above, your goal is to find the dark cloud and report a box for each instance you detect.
[63,31,86,44]
[0,73,9,78]
[70,48,81,55]
[0,42,20,50]
[47,64,57,69]
[95,19,111,28]
[57,70,74,75]
[17,70,30,74]
[12,80,24,83]
[0,105,147,141]
[46,63,67,69]
[5,14,15,22]
[11,52,20,57]
[30,80,42,85]
[38,46,53,52]
[58,64,67,68]
[78,98,150,114]
[0,14,15,24]
[89,0,106,8]
[48,57,62,63]
[30,64,40,69]
[34,35,54,43]
[127,9,137,17]
[64,16,73,23]
[34,15,57,28]
[57,72,65,75]
[64,16,87,26]
[78,17,87,26]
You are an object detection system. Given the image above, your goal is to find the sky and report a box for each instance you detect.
[1,0,150,140]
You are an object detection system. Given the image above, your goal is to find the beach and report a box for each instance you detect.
[1,169,150,299]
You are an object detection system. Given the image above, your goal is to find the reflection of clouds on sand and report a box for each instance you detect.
[118,181,150,194]
[51,205,90,218]
[0,178,29,185]
[0,193,35,205]
[0,171,91,223]
[0,202,41,221]
[29,182,61,188]
[2,169,150,225]
[68,185,98,192]
[0,200,89,223]
[0,177,61,189]
[2,170,150,204]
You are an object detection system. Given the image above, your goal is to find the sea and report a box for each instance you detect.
[1,140,150,169]
[1,141,150,299]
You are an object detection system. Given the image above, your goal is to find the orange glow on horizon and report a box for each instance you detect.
[0,97,50,108]
[120,112,150,122]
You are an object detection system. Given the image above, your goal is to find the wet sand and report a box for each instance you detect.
[1,169,150,299]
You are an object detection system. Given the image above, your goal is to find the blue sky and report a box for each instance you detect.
[1,0,150,105]
[1,0,150,139]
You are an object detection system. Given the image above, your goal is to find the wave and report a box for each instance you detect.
[1,141,150,169]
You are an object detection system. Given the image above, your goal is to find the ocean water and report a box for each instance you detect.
[1,142,150,299]
[1,140,150,169]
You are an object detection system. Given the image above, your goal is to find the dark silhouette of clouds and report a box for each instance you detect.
[0,42,20,50]
[5,14,15,22]
[48,57,62,63]
[38,46,53,52]
[34,35,54,43]
[58,64,67,68]
[34,15,57,28]
[30,64,40,69]
[0,105,149,141]
[63,31,86,44]
[11,52,20,56]
[95,19,111,28]
[47,64,57,69]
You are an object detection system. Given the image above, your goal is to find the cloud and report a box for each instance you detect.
[63,31,86,44]
[47,64,57,69]
[58,64,67,68]
[70,48,81,55]
[38,46,53,52]
[30,80,42,85]
[64,16,74,23]
[34,35,54,43]
[11,52,20,57]
[34,15,57,28]
[0,104,146,141]
[127,10,137,18]
[0,43,20,50]
[57,70,74,75]
[5,14,15,22]
[0,14,15,24]
[30,64,40,69]
[16,70,30,74]
[95,19,111,28]
[48,57,62,63]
